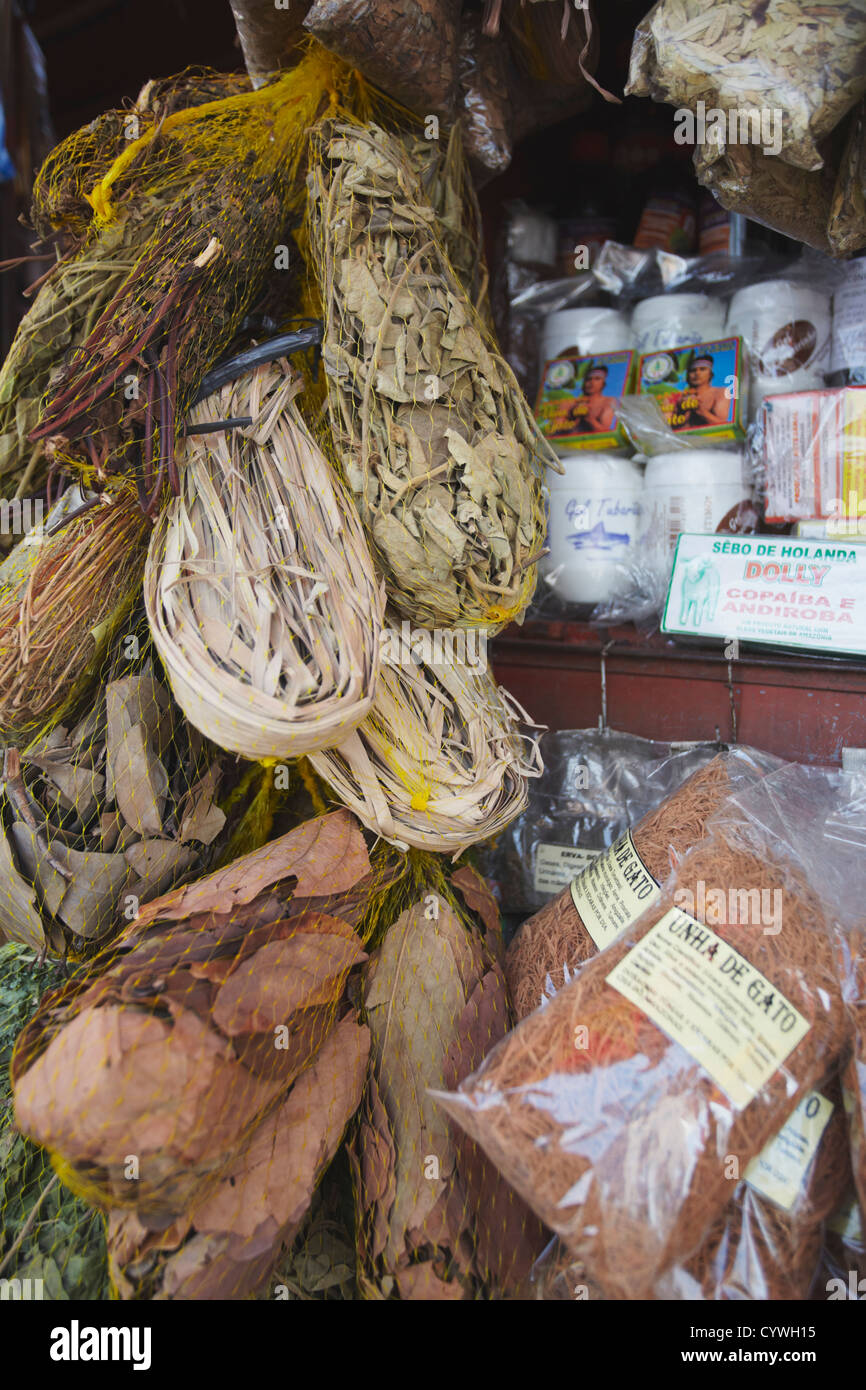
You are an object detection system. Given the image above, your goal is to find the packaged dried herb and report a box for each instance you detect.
[627,1,866,174]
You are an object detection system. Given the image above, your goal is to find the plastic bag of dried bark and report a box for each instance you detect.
[437,764,852,1300]
[457,13,513,179]
[627,1,866,174]
[303,0,461,120]
[506,746,781,1021]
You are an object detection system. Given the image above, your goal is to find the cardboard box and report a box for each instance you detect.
[636,336,745,443]
[535,349,635,452]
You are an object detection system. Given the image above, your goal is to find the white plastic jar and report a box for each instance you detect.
[726,279,832,416]
[541,307,633,367]
[631,293,726,355]
[541,452,644,604]
[642,449,752,578]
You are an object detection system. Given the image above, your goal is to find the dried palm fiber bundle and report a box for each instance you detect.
[658,1080,850,1299]
[305,117,556,631]
[309,622,543,854]
[303,0,461,124]
[626,1,866,174]
[506,747,781,1021]
[0,612,278,958]
[22,45,368,512]
[0,487,150,745]
[0,70,253,502]
[11,810,402,1298]
[437,765,851,1300]
[144,356,384,761]
[350,857,547,1299]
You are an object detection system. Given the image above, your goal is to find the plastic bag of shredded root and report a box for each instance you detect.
[436,764,852,1299]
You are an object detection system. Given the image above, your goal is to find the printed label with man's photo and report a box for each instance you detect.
[637,336,745,442]
[535,349,634,452]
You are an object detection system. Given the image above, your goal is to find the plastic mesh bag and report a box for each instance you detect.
[305,116,555,631]
[438,764,851,1299]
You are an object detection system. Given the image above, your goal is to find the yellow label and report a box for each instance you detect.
[570,830,659,949]
[605,908,811,1109]
[744,1091,833,1211]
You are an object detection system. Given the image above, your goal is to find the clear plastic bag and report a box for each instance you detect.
[504,745,781,1020]
[438,764,852,1300]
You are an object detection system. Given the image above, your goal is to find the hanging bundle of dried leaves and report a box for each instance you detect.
[144,358,384,761]
[0,631,242,956]
[0,490,150,743]
[309,632,542,855]
[306,118,554,630]
[627,1,866,173]
[505,750,779,1021]
[440,789,849,1299]
[351,864,547,1299]
[12,810,387,1297]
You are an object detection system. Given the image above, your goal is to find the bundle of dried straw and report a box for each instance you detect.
[310,640,543,854]
[144,359,384,760]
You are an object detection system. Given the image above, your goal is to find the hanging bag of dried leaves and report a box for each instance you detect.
[144,358,384,761]
[309,622,543,855]
[626,1,866,174]
[306,118,557,631]
[0,614,271,958]
[436,766,851,1299]
[11,810,384,1239]
[659,1080,851,1300]
[0,488,149,744]
[506,747,781,1021]
[350,861,547,1299]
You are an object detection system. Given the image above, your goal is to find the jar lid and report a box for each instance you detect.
[643,449,747,489]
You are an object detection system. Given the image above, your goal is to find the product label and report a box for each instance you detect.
[831,261,866,373]
[638,337,745,442]
[535,349,634,452]
[605,907,811,1109]
[662,532,866,659]
[762,385,866,522]
[534,843,600,896]
[569,830,659,949]
[744,1090,833,1211]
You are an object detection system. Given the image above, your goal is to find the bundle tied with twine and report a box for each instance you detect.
[506,749,780,1021]
[306,117,556,631]
[144,357,384,761]
[437,779,849,1300]
[0,489,149,743]
[309,629,543,855]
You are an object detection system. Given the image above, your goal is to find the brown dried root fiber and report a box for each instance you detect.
[441,828,848,1300]
[506,752,772,1021]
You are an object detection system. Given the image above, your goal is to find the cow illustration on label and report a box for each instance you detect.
[680,555,721,626]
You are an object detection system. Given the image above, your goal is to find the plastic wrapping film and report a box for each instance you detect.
[457,12,513,180]
[626,1,866,175]
[534,1080,850,1300]
[505,747,781,1020]
[478,728,723,921]
[303,0,462,121]
[437,763,853,1300]
[760,384,866,524]
[228,0,312,85]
